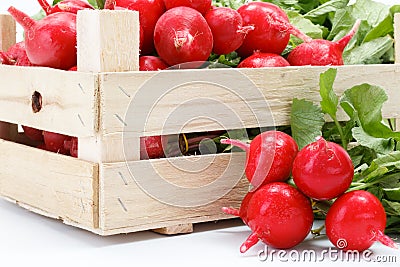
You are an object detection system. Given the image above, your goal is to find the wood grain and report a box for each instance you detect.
[97,153,248,235]
[0,15,17,143]
[0,14,15,51]
[0,65,98,137]
[96,64,400,162]
[0,139,99,229]
[77,10,140,73]
[395,13,400,64]
[76,10,140,163]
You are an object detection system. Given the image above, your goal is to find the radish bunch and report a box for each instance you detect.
[222,134,397,253]
[1,1,361,71]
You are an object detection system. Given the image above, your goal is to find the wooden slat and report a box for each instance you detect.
[395,13,400,64]
[76,9,140,162]
[153,223,194,235]
[0,139,99,230]
[97,153,248,235]
[99,65,400,138]
[77,9,140,73]
[0,14,16,51]
[0,65,98,137]
[0,15,17,142]
[96,64,400,162]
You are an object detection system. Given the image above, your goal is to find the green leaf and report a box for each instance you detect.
[287,10,323,41]
[384,188,400,202]
[386,216,400,233]
[87,0,99,8]
[347,145,377,168]
[96,0,105,9]
[208,52,241,68]
[319,68,338,120]
[347,0,390,28]
[368,186,384,200]
[304,0,349,23]
[290,98,325,149]
[340,83,400,140]
[327,9,355,41]
[382,199,400,216]
[212,0,246,9]
[352,127,395,155]
[374,151,400,170]
[343,36,394,65]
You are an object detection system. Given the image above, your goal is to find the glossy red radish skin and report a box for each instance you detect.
[115,0,165,55]
[43,131,72,154]
[237,2,311,57]
[205,7,254,55]
[64,137,78,157]
[238,52,290,68]
[6,41,26,61]
[37,0,94,15]
[221,131,298,188]
[292,136,354,200]
[288,20,361,66]
[140,136,168,159]
[163,0,211,15]
[0,52,13,65]
[22,126,44,141]
[154,7,213,66]
[139,56,169,71]
[326,190,398,251]
[240,182,313,252]
[8,6,77,70]
[6,42,35,66]
[222,190,254,225]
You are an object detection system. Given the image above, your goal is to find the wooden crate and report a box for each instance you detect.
[0,10,400,236]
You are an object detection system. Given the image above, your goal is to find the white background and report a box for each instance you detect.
[1,1,400,266]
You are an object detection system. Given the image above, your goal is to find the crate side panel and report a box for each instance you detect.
[0,139,99,229]
[99,65,400,137]
[99,153,248,233]
[0,65,98,137]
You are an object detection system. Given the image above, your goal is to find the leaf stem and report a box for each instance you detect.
[333,117,348,149]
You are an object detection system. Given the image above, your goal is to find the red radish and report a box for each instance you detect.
[222,190,254,225]
[36,142,47,150]
[204,7,254,55]
[154,6,213,66]
[22,126,44,141]
[6,41,26,61]
[287,20,361,66]
[237,2,312,57]
[69,66,77,71]
[37,0,94,15]
[6,41,35,66]
[139,56,169,71]
[115,0,165,55]
[221,131,298,188]
[326,190,398,251]
[0,52,13,65]
[239,182,313,252]
[15,53,35,67]
[163,0,211,15]
[43,131,71,154]
[238,52,290,68]
[292,136,354,201]
[140,135,168,159]
[8,6,77,70]
[64,137,78,157]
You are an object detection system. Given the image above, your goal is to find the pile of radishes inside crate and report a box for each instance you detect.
[1,0,400,254]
